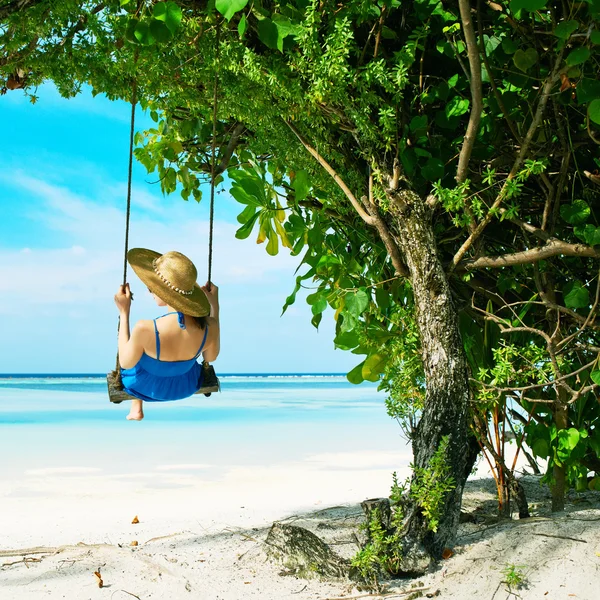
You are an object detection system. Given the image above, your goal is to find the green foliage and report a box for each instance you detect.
[409,436,456,533]
[502,564,527,591]
[216,0,249,22]
[351,472,406,583]
[352,440,455,583]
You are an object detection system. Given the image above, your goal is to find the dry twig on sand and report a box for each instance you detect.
[1,557,42,568]
[110,591,142,600]
[322,588,431,600]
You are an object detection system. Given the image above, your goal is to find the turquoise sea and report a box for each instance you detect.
[0,374,408,480]
[0,374,411,552]
[0,373,387,425]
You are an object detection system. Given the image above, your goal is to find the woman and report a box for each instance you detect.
[113,248,220,421]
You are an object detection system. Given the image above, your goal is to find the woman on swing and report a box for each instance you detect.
[113,248,220,421]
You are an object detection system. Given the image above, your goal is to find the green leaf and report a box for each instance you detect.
[125,18,139,43]
[153,1,182,34]
[149,18,173,43]
[445,95,470,118]
[375,286,390,309]
[235,211,260,239]
[510,0,547,12]
[563,281,590,309]
[410,115,428,131]
[591,31,600,45]
[293,170,310,201]
[576,79,600,105]
[589,477,600,491]
[134,21,155,45]
[257,17,279,50]
[238,13,247,38]
[590,371,600,385]
[574,224,600,246]
[236,204,256,224]
[306,292,321,305]
[334,330,359,350]
[513,48,538,72]
[531,438,550,458]
[560,199,590,225]
[566,47,591,66]
[553,20,579,39]
[272,14,296,52]
[362,353,386,382]
[484,35,501,55]
[589,99,600,125]
[345,289,369,317]
[311,296,327,316]
[589,432,600,456]
[215,0,249,22]
[341,312,358,333]
[557,427,580,452]
[347,361,365,385]
[421,158,444,181]
[311,312,322,329]
[266,227,279,256]
[502,38,518,54]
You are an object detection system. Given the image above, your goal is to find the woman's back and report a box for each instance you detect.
[144,312,208,362]
[121,312,209,401]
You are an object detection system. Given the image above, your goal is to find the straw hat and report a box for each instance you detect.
[127,248,210,317]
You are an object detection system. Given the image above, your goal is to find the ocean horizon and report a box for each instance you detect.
[0,372,348,378]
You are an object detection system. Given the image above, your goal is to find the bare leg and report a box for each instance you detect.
[126,399,144,421]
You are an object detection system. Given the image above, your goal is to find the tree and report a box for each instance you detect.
[2,0,600,569]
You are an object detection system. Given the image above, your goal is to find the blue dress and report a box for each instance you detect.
[121,312,208,402]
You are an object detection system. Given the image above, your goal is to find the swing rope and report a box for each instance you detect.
[114,73,138,389]
[207,18,221,292]
[122,78,137,287]
[114,25,221,390]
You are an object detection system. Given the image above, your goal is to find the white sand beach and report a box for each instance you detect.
[2,433,599,600]
[2,381,599,599]
[1,470,599,600]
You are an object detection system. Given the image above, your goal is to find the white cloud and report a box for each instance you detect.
[0,169,301,317]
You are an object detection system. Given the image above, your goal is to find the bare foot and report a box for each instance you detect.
[126,411,144,421]
[126,400,144,421]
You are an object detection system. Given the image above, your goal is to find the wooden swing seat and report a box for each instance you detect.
[107,362,220,404]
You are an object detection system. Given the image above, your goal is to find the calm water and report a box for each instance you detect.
[0,373,386,426]
[0,374,406,482]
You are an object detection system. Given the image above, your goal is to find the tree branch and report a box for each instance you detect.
[285,119,376,226]
[58,4,106,47]
[449,47,565,273]
[460,238,600,271]
[361,195,408,277]
[214,122,244,177]
[456,0,483,184]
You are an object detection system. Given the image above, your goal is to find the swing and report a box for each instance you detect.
[107,33,222,405]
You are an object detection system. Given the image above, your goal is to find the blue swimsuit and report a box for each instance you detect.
[121,312,208,402]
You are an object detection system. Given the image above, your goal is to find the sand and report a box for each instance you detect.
[2,473,599,600]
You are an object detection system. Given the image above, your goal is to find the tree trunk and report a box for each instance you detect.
[386,187,472,564]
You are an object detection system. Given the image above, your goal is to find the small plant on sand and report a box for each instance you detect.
[502,563,526,595]
[353,441,456,586]
[409,437,456,533]
[351,474,406,587]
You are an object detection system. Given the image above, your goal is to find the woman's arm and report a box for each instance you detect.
[201,282,220,363]
[114,284,146,369]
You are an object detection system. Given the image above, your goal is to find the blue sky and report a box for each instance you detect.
[0,85,356,374]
